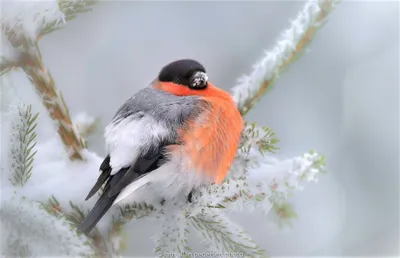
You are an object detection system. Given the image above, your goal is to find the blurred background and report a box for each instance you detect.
[5,0,399,256]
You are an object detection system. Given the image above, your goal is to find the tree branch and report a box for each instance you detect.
[190,211,267,257]
[232,0,341,115]
[21,42,87,160]
[0,1,97,161]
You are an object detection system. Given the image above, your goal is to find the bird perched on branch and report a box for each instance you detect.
[77,59,244,234]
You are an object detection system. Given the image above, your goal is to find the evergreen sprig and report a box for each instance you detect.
[40,196,109,257]
[190,213,267,257]
[271,202,298,228]
[9,103,39,187]
[38,0,97,39]
[40,197,161,257]
[240,122,280,156]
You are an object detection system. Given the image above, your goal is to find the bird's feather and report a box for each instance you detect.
[77,165,129,235]
[104,87,205,175]
[77,145,168,234]
[85,155,111,200]
[78,86,210,234]
[108,151,163,197]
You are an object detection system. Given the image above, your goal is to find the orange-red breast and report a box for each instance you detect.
[78,59,244,234]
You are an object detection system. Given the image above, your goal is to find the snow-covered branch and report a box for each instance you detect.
[40,195,118,256]
[102,149,325,255]
[7,103,38,187]
[1,0,95,42]
[0,1,96,161]
[191,212,267,257]
[232,0,341,115]
[189,150,325,215]
[0,197,93,257]
[23,53,87,160]
[154,209,191,257]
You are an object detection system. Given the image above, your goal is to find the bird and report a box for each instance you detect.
[77,59,244,235]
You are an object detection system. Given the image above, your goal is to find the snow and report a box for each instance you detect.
[1,197,92,256]
[0,0,65,40]
[0,94,116,233]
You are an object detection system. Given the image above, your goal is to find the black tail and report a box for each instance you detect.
[77,189,118,235]
[77,147,168,235]
[77,166,129,235]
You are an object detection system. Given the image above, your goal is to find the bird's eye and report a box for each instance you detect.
[173,78,180,84]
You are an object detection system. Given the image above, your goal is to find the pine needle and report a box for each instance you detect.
[40,196,109,257]
[190,212,268,257]
[240,122,280,156]
[8,103,39,187]
[38,0,97,39]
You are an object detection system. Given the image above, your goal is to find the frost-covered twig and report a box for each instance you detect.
[8,103,38,187]
[190,150,325,214]
[270,201,298,228]
[40,196,110,257]
[39,0,96,40]
[1,0,96,42]
[190,212,267,257]
[2,37,87,160]
[154,209,191,257]
[240,122,280,156]
[228,122,279,180]
[23,53,87,160]
[1,1,96,161]
[42,197,159,256]
[101,150,325,255]
[0,196,93,257]
[232,0,340,115]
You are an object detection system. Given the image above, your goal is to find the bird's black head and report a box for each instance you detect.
[158,59,208,90]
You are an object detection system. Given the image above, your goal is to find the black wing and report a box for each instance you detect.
[77,144,169,235]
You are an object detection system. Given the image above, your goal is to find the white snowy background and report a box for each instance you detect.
[2,0,398,257]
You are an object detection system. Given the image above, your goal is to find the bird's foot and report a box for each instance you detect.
[160,190,194,206]
[187,190,194,203]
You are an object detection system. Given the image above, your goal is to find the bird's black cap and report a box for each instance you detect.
[158,59,208,89]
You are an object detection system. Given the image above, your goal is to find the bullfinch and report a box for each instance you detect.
[77,59,244,234]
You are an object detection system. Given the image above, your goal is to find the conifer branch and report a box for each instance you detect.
[0,1,96,161]
[155,210,191,257]
[229,122,279,180]
[1,30,87,160]
[232,0,341,115]
[1,197,93,256]
[100,150,325,255]
[270,202,298,228]
[190,150,326,213]
[38,0,97,40]
[8,103,38,187]
[190,212,267,257]
[40,196,109,257]
[21,45,87,160]
[240,122,280,156]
